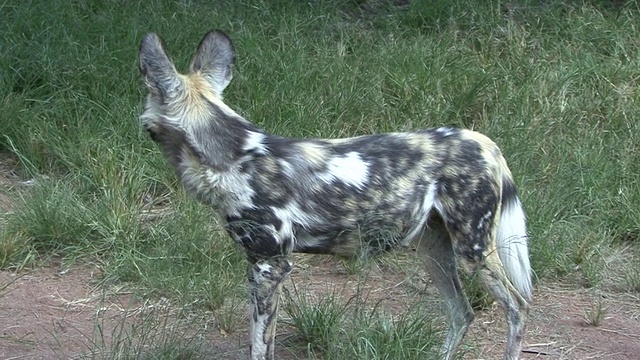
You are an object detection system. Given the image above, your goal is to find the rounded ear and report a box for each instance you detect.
[190,30,236,96]
[139,33,181,97]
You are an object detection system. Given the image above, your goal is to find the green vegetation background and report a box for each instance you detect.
[1,0,639,357]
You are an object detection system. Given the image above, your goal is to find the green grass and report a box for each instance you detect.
[582,295,607,327]
[283,279,441,359]
[80,296,208,360]
[2,0,640,358]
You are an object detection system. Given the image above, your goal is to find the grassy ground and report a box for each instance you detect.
[1,0,640,358]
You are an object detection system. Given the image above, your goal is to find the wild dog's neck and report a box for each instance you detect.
[185,98,265,172]
[168,99,264,215]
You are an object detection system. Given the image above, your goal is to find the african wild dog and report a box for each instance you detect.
[139,30,532,360]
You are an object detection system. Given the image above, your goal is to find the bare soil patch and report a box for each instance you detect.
[0,264,138,359]
[1,257,639,360]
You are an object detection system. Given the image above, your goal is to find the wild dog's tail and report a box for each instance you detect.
[496,176,533,302]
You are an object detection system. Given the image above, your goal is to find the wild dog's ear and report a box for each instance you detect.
[139,33,181,97]
[190,30,235,96]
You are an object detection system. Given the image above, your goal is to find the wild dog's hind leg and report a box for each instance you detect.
[448,226,527,359]
[468,250,527,360]
[416,216,475,360]
[248,257,292,360]
[446,221,527,359]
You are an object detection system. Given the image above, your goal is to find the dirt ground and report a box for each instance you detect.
[1,258,639,360]
[1,157,640,360]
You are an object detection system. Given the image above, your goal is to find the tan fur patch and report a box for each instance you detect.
[297,142,328,167]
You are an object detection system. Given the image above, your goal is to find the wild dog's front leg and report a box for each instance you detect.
[248,257,292,360]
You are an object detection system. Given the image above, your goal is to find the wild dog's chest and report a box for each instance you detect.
[178,160,255,215]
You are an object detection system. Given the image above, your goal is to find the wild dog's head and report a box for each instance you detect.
[138,30,236,139]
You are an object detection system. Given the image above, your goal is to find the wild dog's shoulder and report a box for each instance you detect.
[239,133,329,177]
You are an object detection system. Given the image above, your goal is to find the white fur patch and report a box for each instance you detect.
[278,159,295,178]
[270,202,320,243]
[477,211,493,230]
[435,127,456,137]
[243,131,268,155]
[320,151,370,189]
[201,167,255,216]
[250,306,268,360]
[256,262,273,274]
[496,197,532,301]
[402,182,438,244]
